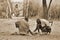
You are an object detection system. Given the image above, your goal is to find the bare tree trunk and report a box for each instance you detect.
[23,0,29,17]
[28,0,31,17]
[48,0,52,20]
[7,0,12,18]
[42,0,48,19]
[47,0,52,11]
[42,0,52,20]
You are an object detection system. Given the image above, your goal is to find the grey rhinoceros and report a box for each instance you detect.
[15,19,33,35]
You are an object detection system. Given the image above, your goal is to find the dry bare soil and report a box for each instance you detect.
[0,17,60,40]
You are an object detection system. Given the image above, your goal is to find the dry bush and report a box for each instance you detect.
[49,5,60,20]
[28,0,39,17]
[0,0,8,18]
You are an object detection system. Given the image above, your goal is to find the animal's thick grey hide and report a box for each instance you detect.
[15,19,29,34]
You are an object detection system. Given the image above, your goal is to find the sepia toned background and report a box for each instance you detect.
[0,0,60,40]
[0,0,60,19]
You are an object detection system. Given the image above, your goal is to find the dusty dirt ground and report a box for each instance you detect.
[0,17,60,40]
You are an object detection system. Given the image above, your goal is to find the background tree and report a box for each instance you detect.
[7,0,12,18]
[42,0,52,20]
[23,0,29,17]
